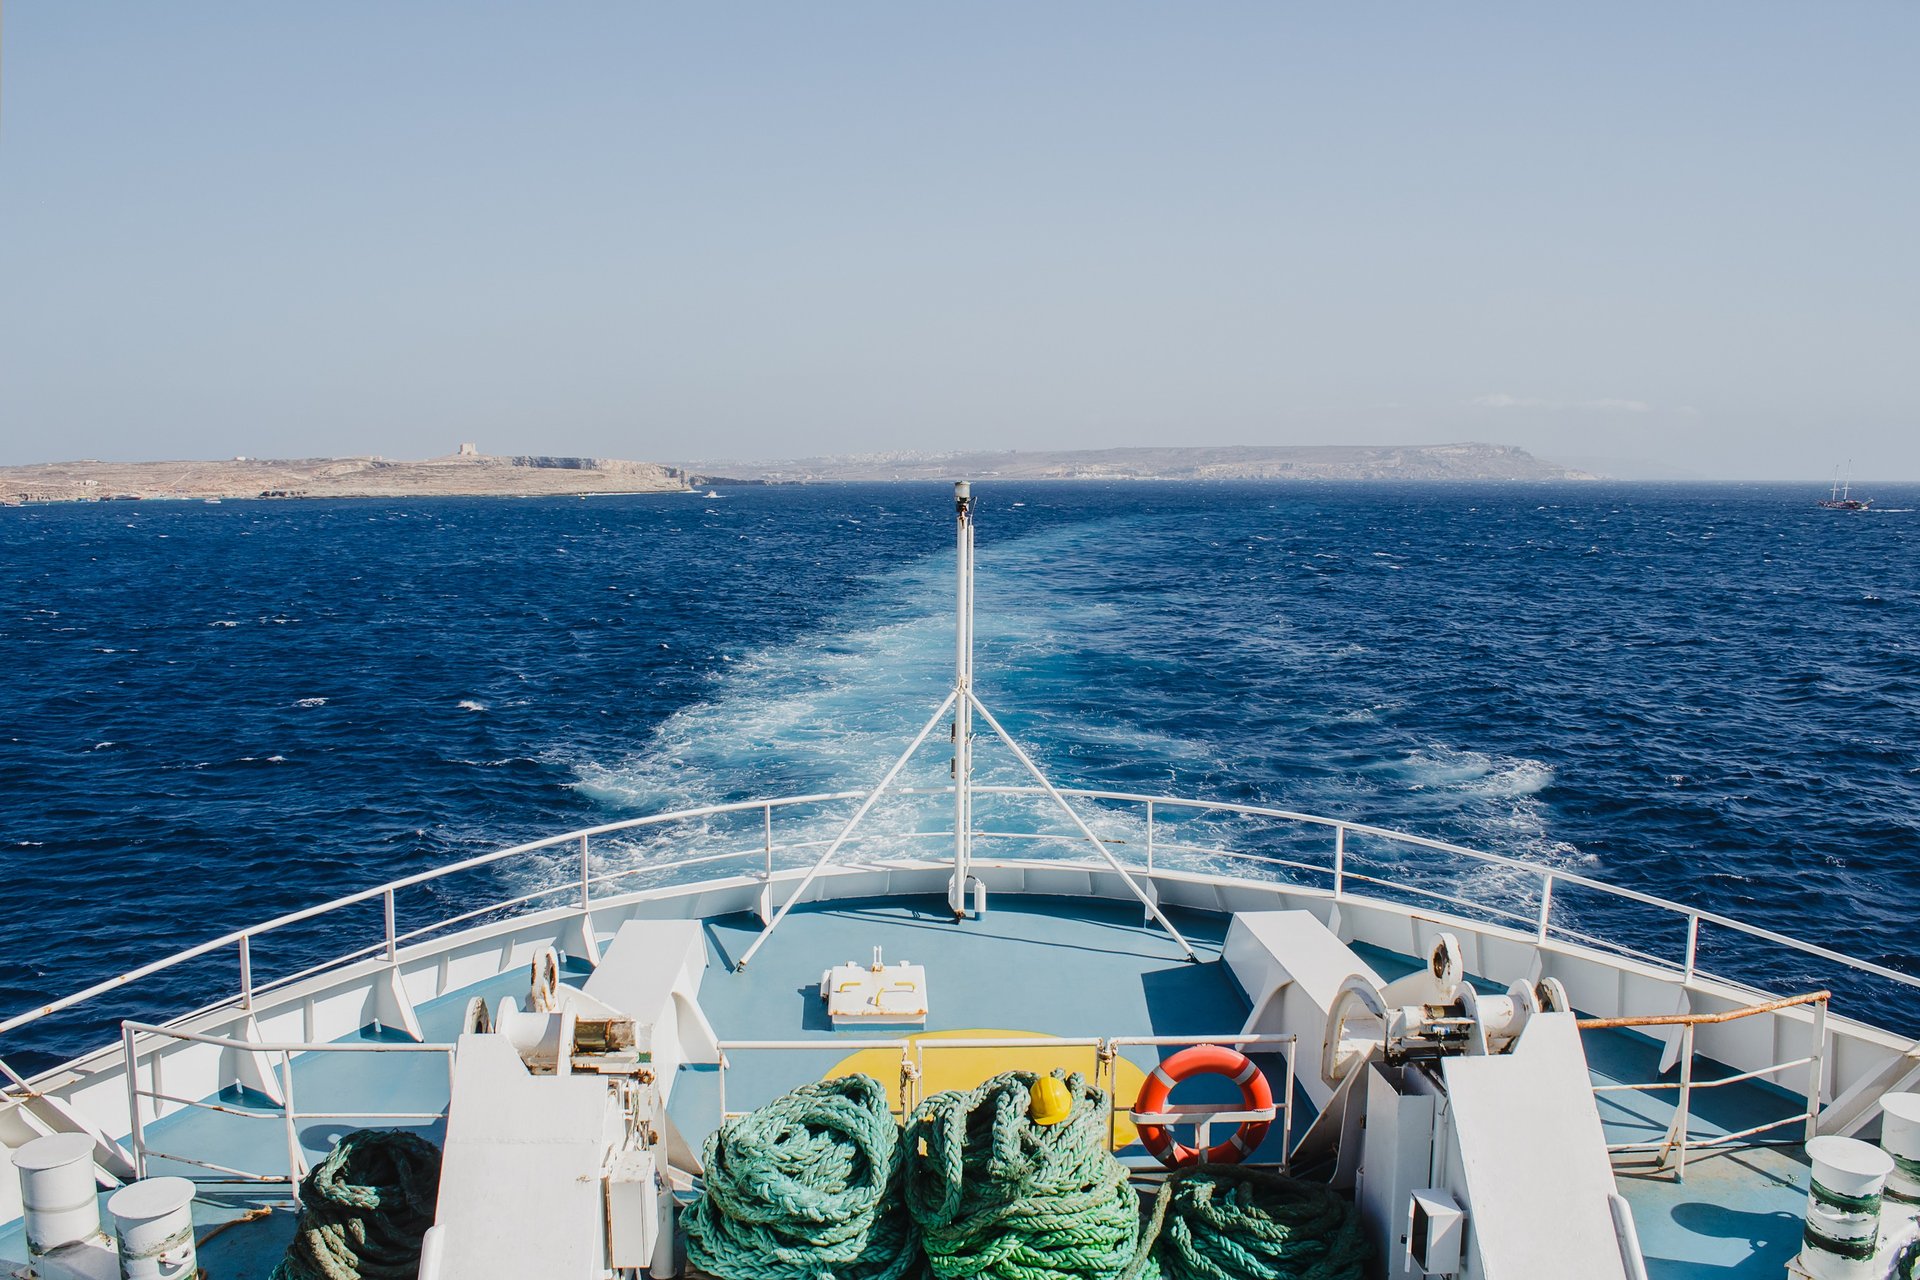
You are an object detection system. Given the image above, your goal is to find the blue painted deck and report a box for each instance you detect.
[2,894,1819,1279]
[1587,1024,1813,1278]
[670,895,1294,1152]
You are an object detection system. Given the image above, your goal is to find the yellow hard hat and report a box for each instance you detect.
[1029,1075,1073,1126]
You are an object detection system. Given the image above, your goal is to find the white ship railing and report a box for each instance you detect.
[4,786,1916,1117]
[1584,990,1830,1179]
[116,1021,455,1194]
[713,1031,1299,1171]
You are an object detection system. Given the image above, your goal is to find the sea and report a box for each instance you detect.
[3,482,1917,1070]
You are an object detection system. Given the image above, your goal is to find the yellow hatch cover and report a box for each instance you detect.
[823,1028,1148,1149]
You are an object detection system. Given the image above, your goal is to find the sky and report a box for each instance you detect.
[0,4,1915,479]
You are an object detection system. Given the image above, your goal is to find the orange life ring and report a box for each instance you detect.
[1132,1043,1274,1168]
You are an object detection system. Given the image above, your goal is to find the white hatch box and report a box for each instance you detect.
[1407,1189,1466,1276]
[821,948,928,1028]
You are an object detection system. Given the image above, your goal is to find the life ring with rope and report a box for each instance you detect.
[1131,1043,1274,1167]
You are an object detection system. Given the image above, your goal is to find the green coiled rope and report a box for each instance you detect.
[683,1074,922,1280]
[685,1068,1365,1280]
[905,1071,1154,1280]
[268,1129,442,1280]
[1124,1166,1369,1280]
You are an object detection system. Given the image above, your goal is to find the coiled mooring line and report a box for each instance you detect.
[905,1071,1153,1280]
[682,1073,922,1280]
[1124,1165,1369,1280]
[268,1128,442,1280]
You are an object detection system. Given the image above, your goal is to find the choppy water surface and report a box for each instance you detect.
[2,483,1916,1065]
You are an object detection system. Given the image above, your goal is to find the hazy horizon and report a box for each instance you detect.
[11,439,1917,485]
[2,5,1915,480]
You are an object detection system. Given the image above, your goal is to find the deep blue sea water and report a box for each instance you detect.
[3,483,1917,1069]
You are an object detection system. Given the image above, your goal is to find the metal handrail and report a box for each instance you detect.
[971,787,1920,991]
[1577,990,1831,1030]
[5,784,1916,1078]
[918,1031,1300,1168]
[0,790,869,1038]
[1585,992,1830,1178]
[118,1020,456,1194]
[712,1030,1300,1170]
[712,1038,917,1124]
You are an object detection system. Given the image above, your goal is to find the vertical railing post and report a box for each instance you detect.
[279,1050,305,1199]
[579,834,592,909]
[1665,1022,1695,1181]
[757,804,776,925]
[1332,825,1346,899]
[1806,996,1829,1141]
[152,1046,165,1124]
[899,1045,919,1118]
[238,933,254,1011]
[1141,802,1158,923]
[1107,1050,1118,1154]
[120,1024,147,1179]
[763,804,774,883]
[382,889,398,963]
[1281,1038,1297,1173]
[1536,875,1555,943]
[1682,915,1699,984]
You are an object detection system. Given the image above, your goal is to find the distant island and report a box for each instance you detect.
[688,443,1597,484]
[0,448,690,504]
[1,442,1598,505]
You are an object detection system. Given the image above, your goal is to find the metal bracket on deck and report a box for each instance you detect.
[367,965,424,1043]
[1655,989,1691,1076]
[560,912,603,969]
[226,1013,288,1107]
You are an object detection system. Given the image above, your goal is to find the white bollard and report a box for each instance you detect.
[417,1225,448,1280]
[10,1132,105,1255]
[1880,1093,1920,1206]
[651,1165,680,1279]
[1797,1135,1893,1280]
[107,1176,198,1280]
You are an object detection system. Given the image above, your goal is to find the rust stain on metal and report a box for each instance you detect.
[1577,990,1829,1031]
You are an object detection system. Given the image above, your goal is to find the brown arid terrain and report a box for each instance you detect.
[0,442,1597,504]
[0,452,691,504]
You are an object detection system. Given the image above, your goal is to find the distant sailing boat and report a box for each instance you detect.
[1818,465,1873,511]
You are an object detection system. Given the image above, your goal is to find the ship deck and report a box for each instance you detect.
[2,894,1817,1279]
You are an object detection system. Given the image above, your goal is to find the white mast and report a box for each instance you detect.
[736,481,1198,968]
[951,482,975,917]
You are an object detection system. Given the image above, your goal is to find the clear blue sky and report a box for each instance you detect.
[2,4,1915,478]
